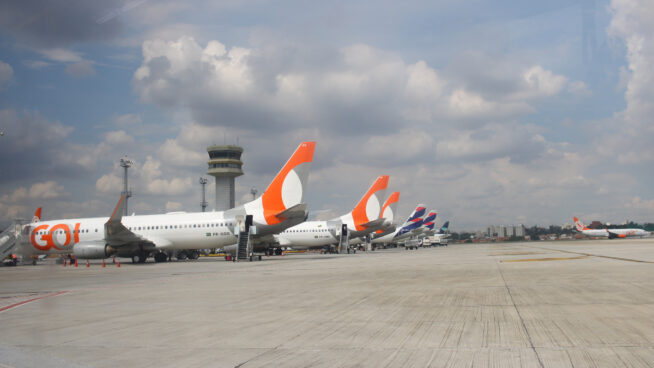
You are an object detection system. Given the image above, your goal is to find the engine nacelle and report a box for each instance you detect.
[73,242,109,259]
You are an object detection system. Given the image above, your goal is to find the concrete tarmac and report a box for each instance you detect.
[1,239,654,367]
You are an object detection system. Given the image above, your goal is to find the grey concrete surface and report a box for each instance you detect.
[1,239,654,367]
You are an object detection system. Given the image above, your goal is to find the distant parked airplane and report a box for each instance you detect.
[573,217,650,238]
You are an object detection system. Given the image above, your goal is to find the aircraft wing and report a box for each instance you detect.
[104,195,154,247]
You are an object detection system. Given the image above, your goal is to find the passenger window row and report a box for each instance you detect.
[127,222,234,231]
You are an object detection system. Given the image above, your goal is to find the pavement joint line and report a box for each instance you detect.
[496,261,545,368]
[0,291,68,314]
[233,343,284,368]
[500,256,588,263]
[524,245,654,264]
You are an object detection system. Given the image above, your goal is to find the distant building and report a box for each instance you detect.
[515,224,525,237]
[589,221,603,229]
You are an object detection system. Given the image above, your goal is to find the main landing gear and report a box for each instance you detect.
[154,252,168,263]
[131,251,149,264]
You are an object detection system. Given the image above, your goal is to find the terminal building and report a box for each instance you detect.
[206,145,244,211]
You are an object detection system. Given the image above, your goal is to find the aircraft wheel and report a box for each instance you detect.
[275,248,283,256]
[154,252,168,263]
[176,251,188,260]
[188,250,199,260]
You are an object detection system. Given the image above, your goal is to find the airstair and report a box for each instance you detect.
[0,224,18,259]
[338,224,349,254]
[235,215,254,261]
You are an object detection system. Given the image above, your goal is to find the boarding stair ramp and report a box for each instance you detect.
[338,224,349,254]
[235,215,253,261]
[0,223,19,259]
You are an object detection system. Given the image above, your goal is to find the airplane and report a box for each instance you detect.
[273,176,389,251]
[349,191,399,250]
[371,191,400,239]
[372,204,426,246]
[18,141,316,263]
[431,221,450,246]
[573,217,650,238]
[413,210,437,238]
[419,212,438,236]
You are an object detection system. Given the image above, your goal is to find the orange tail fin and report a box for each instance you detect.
[260,141,316,225]
[350,175,389,231]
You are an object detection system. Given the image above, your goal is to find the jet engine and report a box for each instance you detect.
[73,242,110,259]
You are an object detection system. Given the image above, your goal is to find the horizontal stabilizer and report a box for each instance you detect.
[359,218,386,230]
[273,203,308,222]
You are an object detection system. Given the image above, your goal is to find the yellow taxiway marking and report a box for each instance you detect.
[501,255,588,263]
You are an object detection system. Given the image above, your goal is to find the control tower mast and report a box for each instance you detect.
[206,145,243,211]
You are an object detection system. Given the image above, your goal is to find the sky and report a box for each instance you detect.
[0,0,653,231]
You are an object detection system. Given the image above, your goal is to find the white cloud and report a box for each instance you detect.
[29,181,66,199]
[147,177,192,195]
[158,138,205,167]
[362,130,435,164]
[39,48,83,63]
[65,60,95,77]
[519,65,568,99]
[114,113,142,126]
[96,174,123,193]
[435,123,546,163]
[602,0,654,164]
[24,60,51,69]
[567,80,591,96]
[165,201,182,211]
[0,60,13,89]
[105,130,135,145]
[627,196,654,209]
[133,37,572,137]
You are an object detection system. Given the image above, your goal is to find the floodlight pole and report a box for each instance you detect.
[200,177,208,212]
[119,156,133,216]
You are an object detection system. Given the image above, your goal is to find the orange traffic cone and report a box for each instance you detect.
[102,259,105,268]
[86,260,90,268]
[112,256,116,264]
[74,259,78,267]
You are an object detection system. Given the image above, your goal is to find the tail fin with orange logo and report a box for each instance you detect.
[339,175,389,232]
[32,207,42,223]
[573,217,589,231]
[243,141,316,225]
[376,192,399,234]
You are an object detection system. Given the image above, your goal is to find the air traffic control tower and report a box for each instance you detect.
[207,145,243,211]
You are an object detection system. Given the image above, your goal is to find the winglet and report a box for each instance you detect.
[350,175,389,231]
[108,194,126,225]
[260,141,315,225]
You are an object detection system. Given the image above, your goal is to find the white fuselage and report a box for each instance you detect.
[22,212,239,256]
[274,220,340,250]
[580,228,650,238]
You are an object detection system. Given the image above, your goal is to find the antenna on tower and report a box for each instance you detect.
[250,187,258,200]
[119,156,134,216]
[199,177,208,212]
